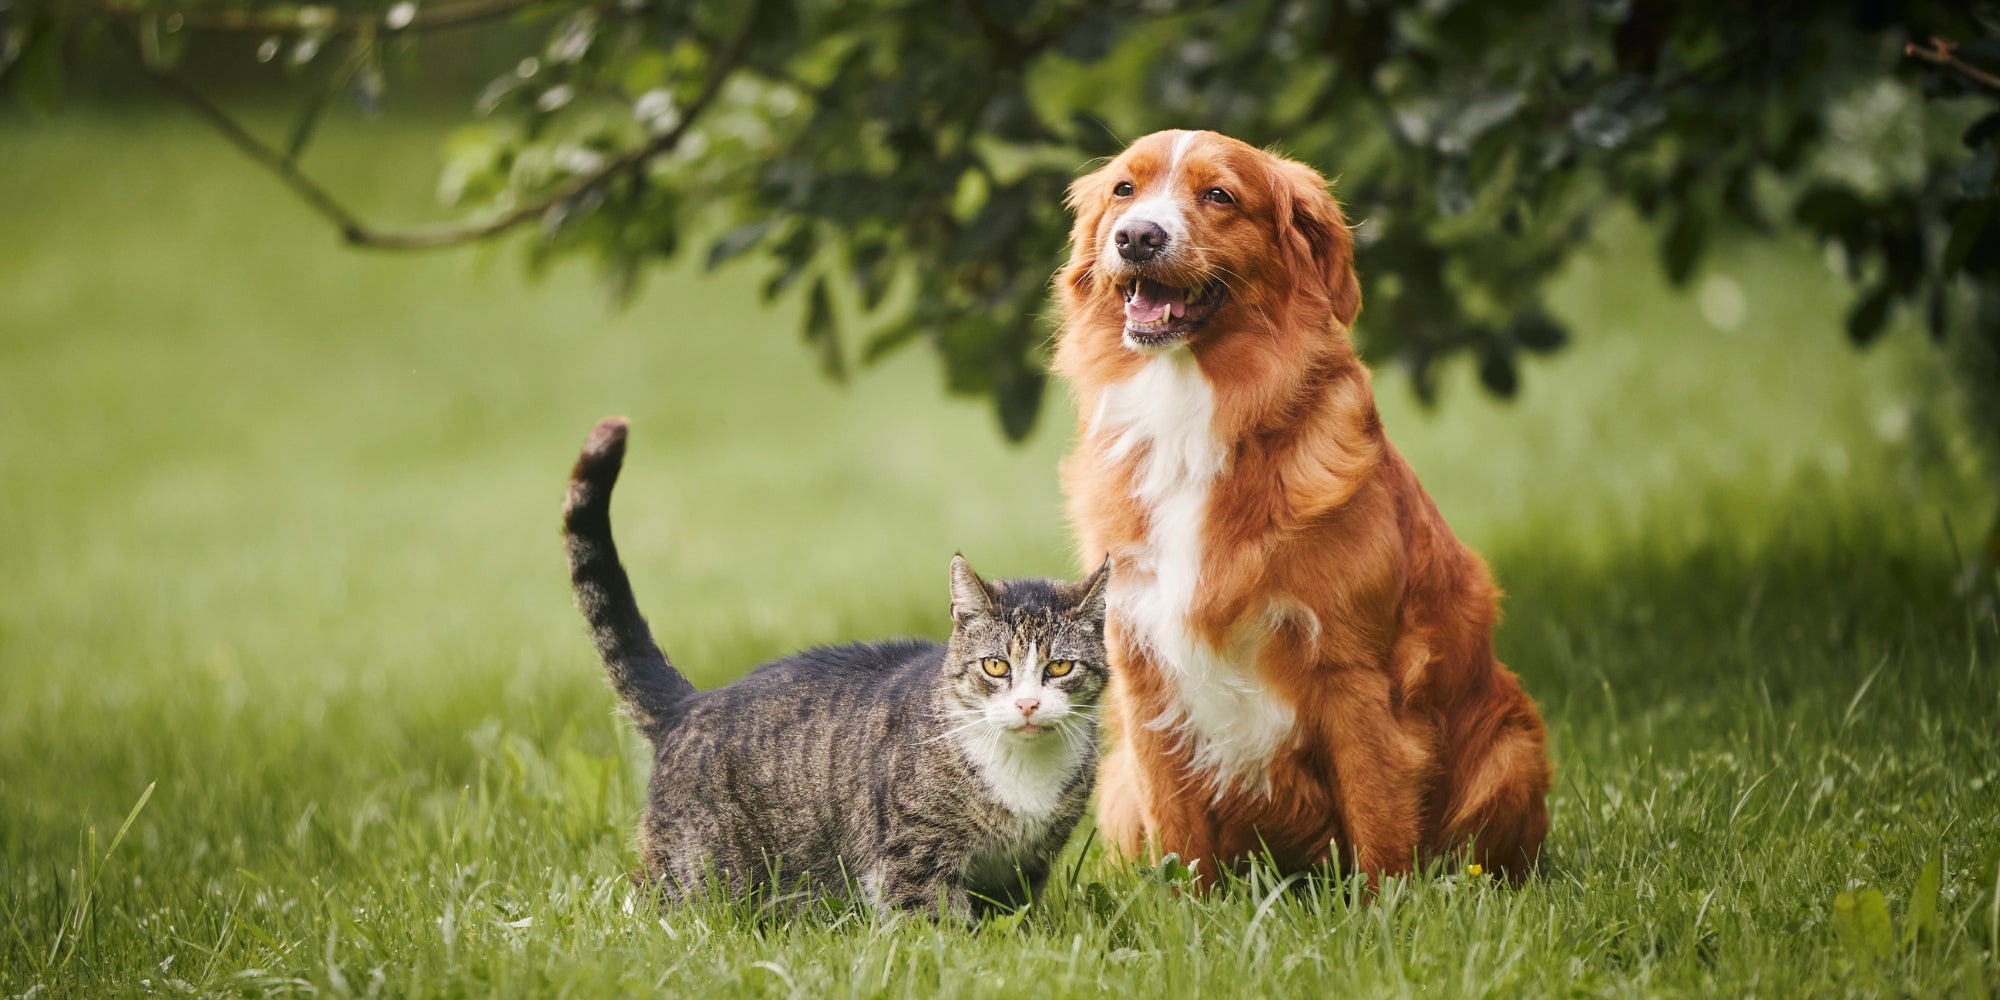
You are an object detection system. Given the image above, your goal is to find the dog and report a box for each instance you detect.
[1053,129,1551,885]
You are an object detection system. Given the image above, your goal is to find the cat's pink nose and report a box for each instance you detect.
[1015,697,1040,719]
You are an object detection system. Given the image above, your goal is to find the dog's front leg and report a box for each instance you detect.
[1320,668,1435,880]
[1117,721,1231,890]
[1093,741,1152,859]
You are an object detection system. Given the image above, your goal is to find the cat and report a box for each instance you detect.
[562,416,1110,918]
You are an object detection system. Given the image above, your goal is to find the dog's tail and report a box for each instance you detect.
[563,417,696,744]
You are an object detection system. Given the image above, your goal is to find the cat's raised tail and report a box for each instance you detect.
[564,417,697,744]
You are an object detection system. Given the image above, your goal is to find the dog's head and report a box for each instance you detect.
[1059,130,1360,355]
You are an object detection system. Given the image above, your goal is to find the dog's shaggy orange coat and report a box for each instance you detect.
[1055,130,1551,885]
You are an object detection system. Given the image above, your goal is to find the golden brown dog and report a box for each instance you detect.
[1054,130,1551,885]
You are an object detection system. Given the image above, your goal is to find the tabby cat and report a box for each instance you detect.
[563,417,1109,918]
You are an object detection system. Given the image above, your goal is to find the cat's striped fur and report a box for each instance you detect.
[563,417,1109,918]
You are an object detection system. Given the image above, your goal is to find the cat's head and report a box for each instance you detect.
[941,555,1111,743]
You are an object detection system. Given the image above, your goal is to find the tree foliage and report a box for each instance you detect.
[4,0,1998,452]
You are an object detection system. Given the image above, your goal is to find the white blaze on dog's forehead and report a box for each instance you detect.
[1104,131,1202,254]
[1166,129,1199,177]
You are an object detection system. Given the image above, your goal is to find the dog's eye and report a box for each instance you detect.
[1203,188,1234,205]
[1113,182,1135,198]
[980,657,1010,678]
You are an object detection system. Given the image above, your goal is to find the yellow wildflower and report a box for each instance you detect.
[1467,863,1485,877]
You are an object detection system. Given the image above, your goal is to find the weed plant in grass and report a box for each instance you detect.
[2,110,1998,997]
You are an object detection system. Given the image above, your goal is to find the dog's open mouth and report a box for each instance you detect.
[1122,277,1225,346]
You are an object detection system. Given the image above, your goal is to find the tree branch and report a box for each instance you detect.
[124,8,756,251]
[133,51,378,240]
[79,0,548,38]
[1905,37,2000,97]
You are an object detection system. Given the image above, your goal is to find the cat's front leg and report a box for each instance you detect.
[865,864,972,921]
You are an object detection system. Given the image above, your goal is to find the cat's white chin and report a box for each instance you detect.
[1003,718,1076,740]
[965,717,1087,820]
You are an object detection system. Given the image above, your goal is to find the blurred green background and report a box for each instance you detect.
[3,103,1997,996]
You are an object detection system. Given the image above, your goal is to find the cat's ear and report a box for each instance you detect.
[949,554,995,624]
[1067,556,1112,624]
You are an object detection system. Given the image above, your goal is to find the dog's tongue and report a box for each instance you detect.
[1125,279,1183,325]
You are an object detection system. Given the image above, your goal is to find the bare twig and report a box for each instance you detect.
[1905,37,2000,96]
[134,57,379,240]
[79,0,547,39]
[123,7,757,251]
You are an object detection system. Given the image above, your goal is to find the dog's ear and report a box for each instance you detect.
[1060,163,1115,298]
[1273,158,1362,330]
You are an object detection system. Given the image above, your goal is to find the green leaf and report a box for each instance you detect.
[1662,208,1707,286]
[1846,283,1893,347]
[760,225,817,302]
[1855,887,1894,960]
[1832,890,1867,968]
[1141,852,1195,885]
[850,240,892,312]
[803,276,845,381]
[1794,186,1869,234]
[707,220,777,271]
[1963,110,2000,150]
[1904,857,1941,948]
[1944,199,1993,276]
[619,50,671,98]
[992,362,1044,441]
[982,901,1031,933]
[1510,309,1569,353]
[951,169,990,223]
[436,125,505,206]
[1477,342,1519,397]
[862,317,924,366]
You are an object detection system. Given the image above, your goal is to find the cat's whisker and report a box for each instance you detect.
[921,716,997,747]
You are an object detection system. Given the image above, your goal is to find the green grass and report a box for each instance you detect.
[3,107,1998,997]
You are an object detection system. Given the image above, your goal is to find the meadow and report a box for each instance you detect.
[3,108,1998,997]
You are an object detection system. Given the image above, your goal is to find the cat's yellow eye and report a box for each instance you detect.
[980,657,1010,678]
[1044,659,1076,678]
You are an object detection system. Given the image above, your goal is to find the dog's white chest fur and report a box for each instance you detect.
[1091,353,1296,796]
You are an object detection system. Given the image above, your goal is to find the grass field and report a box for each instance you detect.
[3,108,1999,997]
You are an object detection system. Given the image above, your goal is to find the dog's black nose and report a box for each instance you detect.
[1114,220,1168,262]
